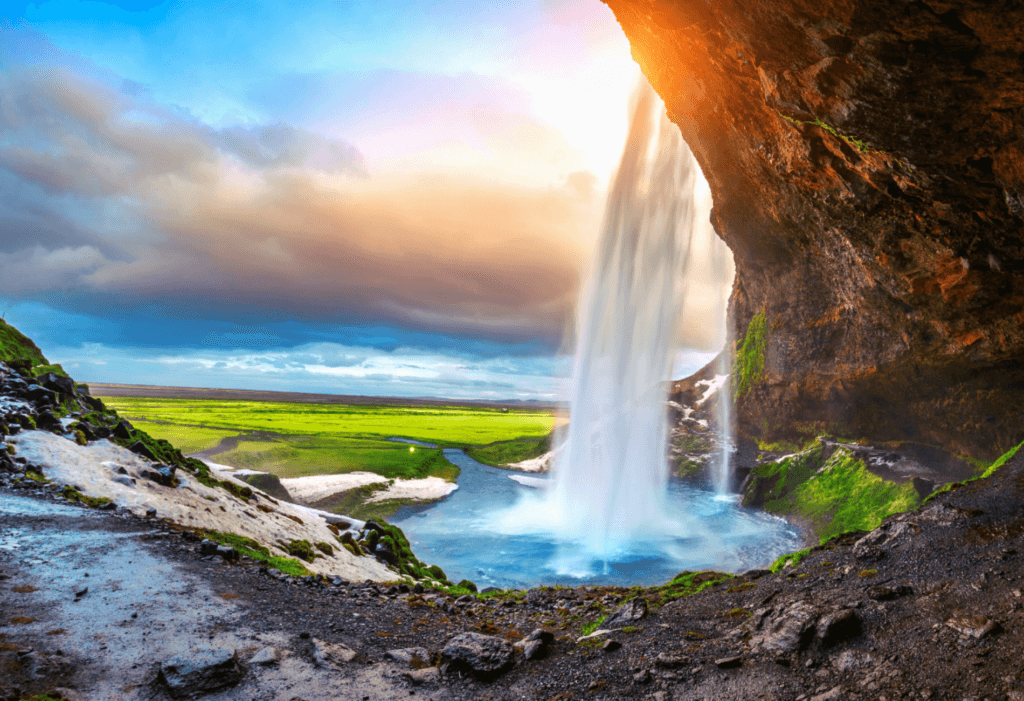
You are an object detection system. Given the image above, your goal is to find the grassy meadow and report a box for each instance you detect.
[98,397,557,482]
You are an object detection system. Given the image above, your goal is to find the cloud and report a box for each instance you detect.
[0,60,603,347]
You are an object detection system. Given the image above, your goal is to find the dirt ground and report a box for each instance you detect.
[3,447,1024,700]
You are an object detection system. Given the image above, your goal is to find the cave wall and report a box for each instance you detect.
[604,0,1024,459]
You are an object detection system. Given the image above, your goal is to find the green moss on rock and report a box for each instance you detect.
[286,539,316,562]
[733,309,768,400]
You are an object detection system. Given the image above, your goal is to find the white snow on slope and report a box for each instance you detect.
[11,431,395,581]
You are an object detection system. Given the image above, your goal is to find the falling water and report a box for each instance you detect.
[551,80,715,556]
[713,351,734,495]
[390,80,803,587]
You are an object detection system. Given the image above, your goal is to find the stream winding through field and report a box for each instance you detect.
[391,449,803,589]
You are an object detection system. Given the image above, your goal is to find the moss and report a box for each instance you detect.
[580,615,607,636]
[374,521,449,583]
[857,569,878,578]
[24,470,49,484]
[780,113,871,153]
[743,441,824,507]
[769,548,811,573]
[654,570,732,606]
[267,556,311,577]
[286,539,316,562]
[733,309,768,400]
[980,438,1024,479]
[74,429,87,446]
[315,541,334,556]
[61,486,110,508]
[926,438,1024,503]
[457,579,478,593]
[753,444,919,543]
[790,447,919,542]
[197,528,311,576]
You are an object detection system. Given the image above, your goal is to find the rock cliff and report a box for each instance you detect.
[605,0,1024,459]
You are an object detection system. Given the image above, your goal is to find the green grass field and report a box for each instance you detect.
[99,397,556,482]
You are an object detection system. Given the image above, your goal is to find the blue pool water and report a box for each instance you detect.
[391,449,804,590]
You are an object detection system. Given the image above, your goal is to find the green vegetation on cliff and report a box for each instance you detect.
[746,441,920,543]
[732,309,768,400]
[0,319,68,377]
[791,449,918,542]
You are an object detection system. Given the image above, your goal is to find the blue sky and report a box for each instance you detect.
[0,0,724,399]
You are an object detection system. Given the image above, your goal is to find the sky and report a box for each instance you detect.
[0,0,729,400]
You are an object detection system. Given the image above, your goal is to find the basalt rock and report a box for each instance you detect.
[440,632,515,680]
[158,648,244,698]
[605,0,1024,460]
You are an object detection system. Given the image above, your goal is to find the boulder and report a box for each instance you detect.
[655,653,689,668]
[216,545,239,562]
[35,372,75,397]
[715,655,742,669]
[440,632,515,680]
[250,646,282,666]
[128,440,158,461]
[139,466,176,487]
[158,648,244,698]
[522,639,546,660]
[601,598,647,629]
[35,409,61,432]
[751,601,817,653]
[374,541,396,564]
[817,609,862,647]
[946,614,1002,639]
[385,647,430,667]
[112,420,133,439]
[24,384,56,406]
[311,638,357,668]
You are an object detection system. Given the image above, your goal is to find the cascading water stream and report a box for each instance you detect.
[551,80,717,556]
[391,79,804,587]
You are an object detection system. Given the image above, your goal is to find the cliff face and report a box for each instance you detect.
[605,0,1024,459]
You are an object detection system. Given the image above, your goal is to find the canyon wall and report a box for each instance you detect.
[604,0,1024,458]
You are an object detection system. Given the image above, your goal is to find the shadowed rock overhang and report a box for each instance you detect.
[604,0,1024,458]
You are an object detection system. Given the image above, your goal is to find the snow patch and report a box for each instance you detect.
[694,374,729,407]
[11,431,395,581]
[508,474,548,489]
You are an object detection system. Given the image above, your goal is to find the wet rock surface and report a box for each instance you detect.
[4,446,1024,699]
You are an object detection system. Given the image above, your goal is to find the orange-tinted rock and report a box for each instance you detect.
[607,0,1024,459]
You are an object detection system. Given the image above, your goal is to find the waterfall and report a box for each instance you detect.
[550,79,719,557]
